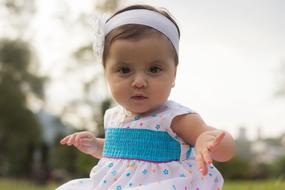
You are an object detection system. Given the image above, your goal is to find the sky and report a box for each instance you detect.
[31,0,285,139]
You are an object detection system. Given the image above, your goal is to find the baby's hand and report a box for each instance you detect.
[195,130,225,176]
[60,131,98,156]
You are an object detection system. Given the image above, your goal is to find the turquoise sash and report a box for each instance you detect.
[103,128,181,162]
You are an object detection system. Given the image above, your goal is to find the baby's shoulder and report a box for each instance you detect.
[148,100,194,128]
[160,100,194,116]
[103,105,124,124]
[104,105,121,115]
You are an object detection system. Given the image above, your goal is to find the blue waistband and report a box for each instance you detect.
[103,128,181,162]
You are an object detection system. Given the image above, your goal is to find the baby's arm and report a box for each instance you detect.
[60,131,104,159]
[171,113,235,175]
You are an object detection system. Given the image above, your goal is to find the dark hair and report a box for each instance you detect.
[102,4,180,67]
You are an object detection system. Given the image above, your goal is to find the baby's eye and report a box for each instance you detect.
[118,66,131,74]
[148,66,162,73]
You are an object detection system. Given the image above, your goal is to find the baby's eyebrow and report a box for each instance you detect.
[149,60,164,65]
[112,62,130,67]
[116,60,132,65]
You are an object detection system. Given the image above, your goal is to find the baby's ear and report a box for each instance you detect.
[174,66,177,78]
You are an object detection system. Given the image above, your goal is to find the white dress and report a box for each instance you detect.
[56,100,223,190]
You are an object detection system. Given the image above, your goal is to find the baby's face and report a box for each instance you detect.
[105,34,177,114]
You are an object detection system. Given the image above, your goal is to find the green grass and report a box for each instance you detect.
[0,178,56,190]
[1,178,285,190]
[224,179,285,190]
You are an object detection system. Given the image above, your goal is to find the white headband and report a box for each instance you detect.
[104,9,180,55]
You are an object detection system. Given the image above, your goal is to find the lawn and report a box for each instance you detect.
[0,178,285,190]
[0,178,56,190]
[224,179,285,190]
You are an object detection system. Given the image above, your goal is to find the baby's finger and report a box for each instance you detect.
[212,131,226,147]
[67,134,78,145]
[207,142,216,152]
[80,139,98,149]
[60,135,72,144]
[79,132,94,139]
[60,137,67,144]
[76,143,96,149]
[196,152,207,176]
[79,138,95,144]
[202,148,212,165]
[75,134,82,146]
[207,132,225,152]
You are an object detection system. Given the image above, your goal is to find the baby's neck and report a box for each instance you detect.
[122,108,141,119]
[121,102,167,120]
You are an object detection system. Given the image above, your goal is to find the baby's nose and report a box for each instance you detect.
[131,74,147,88]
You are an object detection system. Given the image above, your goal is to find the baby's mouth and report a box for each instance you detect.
[131,95,148,100]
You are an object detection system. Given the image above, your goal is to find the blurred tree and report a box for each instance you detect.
[235,131,253,161]
[43,0,120,178]
[54,0,121,135]
[50,135,78,174]
[272,155,285,178]
[0,0,120,179]
[0,0,36,39]
[0,0,49,178]
[0,39,45,176]
[96,0,121,12]
[250,162,272,179]
[215,156,253,179]
[74,146,99,177]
